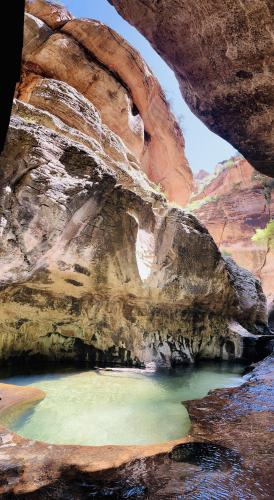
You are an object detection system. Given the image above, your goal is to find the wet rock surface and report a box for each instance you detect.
[0,355,273,498]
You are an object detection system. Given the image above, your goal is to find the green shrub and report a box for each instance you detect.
[252,171,266,183]
[153,182,165,194]
[221,249,232,257]
[152,182,167,200]
[185,195,219,213]
[251,220,274,247]
[196,156,239,196]
[223,159,234,169]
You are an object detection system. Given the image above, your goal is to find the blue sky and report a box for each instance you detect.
[63,0,237,173]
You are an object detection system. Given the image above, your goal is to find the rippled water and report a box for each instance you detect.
[1,362,244,446]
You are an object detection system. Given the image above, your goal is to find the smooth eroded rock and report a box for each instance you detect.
[0,1,269,367]
[62,18,193,203]
[0,105,268,366]
[26,0,73,29]
[21,9,193,204]
[109,0,274,177]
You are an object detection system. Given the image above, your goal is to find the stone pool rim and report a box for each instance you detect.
[0,355,273,496]
[0,379,191,495]
[0,363,245,458]
[0,362,245,448]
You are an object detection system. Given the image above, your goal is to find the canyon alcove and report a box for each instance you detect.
[0,0,273,498]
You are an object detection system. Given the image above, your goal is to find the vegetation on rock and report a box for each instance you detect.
[252,220,274,248]
[186,194,219,213]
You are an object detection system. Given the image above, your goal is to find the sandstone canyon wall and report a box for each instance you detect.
[0,0,270,367]
[109,0,274,178]
[191,157,274,297]
[24,0,193,206]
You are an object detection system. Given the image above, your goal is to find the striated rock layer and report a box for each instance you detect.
[23,1,193,205]
[191,157,274,296]
[0,2,271,367]
[109,0,274,178]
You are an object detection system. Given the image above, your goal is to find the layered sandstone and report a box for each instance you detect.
[109,0,274,178]
[25,0,73,28]
[23,1,193,205]
[195,169,209,183]
[0,2,270,367]
[191,157,274,296]
[1,108,268,366]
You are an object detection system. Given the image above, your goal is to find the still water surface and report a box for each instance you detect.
[1,362,244,445]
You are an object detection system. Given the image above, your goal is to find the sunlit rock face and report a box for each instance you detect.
[191,157,274,296]
[0,1,269,367]
[25,0,73,29]
[109,0,274,178]
[23,2,193,205]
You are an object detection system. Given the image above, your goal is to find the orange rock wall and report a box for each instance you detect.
[23,0,193,205]
[192,159,274,295]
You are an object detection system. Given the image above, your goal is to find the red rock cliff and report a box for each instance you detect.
[191,157,274,296]
[22,0,193,205]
